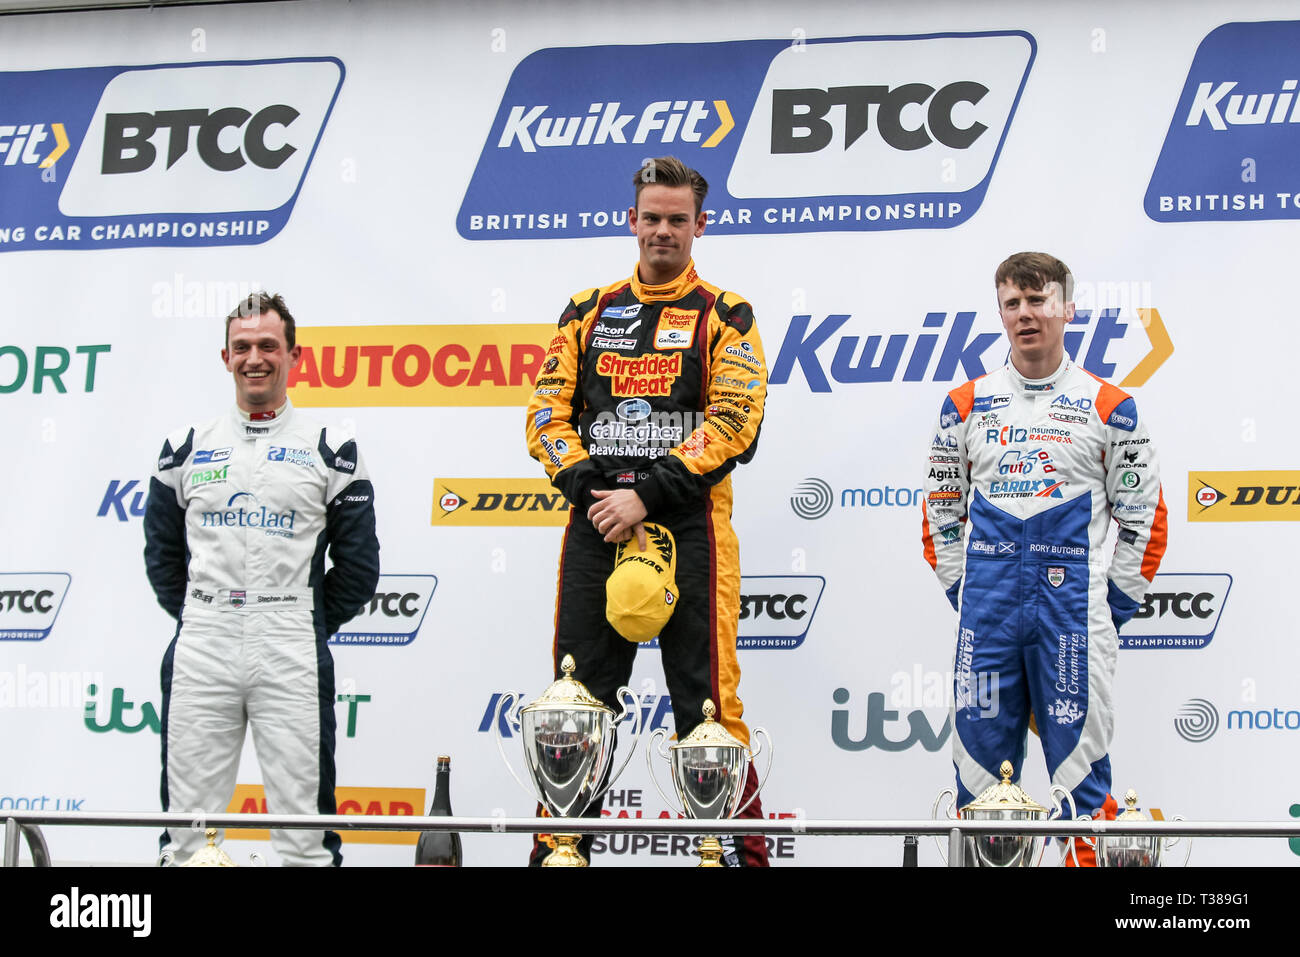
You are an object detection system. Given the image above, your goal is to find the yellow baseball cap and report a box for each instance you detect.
[605,523,679,642]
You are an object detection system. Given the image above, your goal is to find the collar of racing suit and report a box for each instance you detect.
[1010,354,1071,394]
[230,399,293,438]
[631,260,700,302]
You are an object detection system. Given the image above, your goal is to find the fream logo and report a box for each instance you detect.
[0,58,342,252]
[0,573,71,641]
[330,574,438,647]
[287,323,552,407]
[431,478,569,527]
[1122,573,1232,650]
[1188,470,1300,522]
[771,306,1173,391]
[459,32,1033,239]
[1146,22,1300,223]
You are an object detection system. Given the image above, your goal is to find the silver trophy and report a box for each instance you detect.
[932,760,1076,867]
[1074,788,1192,867]
[494,654,643,866]
[646,699,772,867]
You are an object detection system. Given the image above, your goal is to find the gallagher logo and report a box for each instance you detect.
[0,573,71,641]
[0,58,342,252]
[1189,471,1300,522]
[287,324,553,407]
[1146,22,1300,223]
[330,574,438,646]
[433,478,569,527]
[1122,573,1232,650]
[771,306,1173,391]
[458,32,1034,239]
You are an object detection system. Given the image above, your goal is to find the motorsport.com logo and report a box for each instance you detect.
[1174,696,1300,742]
[791,478,922,519]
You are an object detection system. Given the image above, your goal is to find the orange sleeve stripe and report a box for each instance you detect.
[1092,380,1129,424]
[1141,489,1168,580]
[921,510,938,570]
[949,380,975,421]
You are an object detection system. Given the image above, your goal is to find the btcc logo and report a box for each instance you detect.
[102,105,299,173]
[772,82,990,153]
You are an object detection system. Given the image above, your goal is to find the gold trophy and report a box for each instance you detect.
[157,828,266,866]
[932,760,1076,866]
[494,655,643,866]
[1074,789,1192,867]
[646,699,772,867]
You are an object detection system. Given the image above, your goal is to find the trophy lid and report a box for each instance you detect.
[182,828,238,867]
[670,699,748,751]
[520,655,613,714]
[962,761,1047,814]
[1115,788,1151,822]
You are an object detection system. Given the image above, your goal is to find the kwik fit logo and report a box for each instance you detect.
[459,32,1034,239]
[0,57,342,252]
[1146,21,1300,223]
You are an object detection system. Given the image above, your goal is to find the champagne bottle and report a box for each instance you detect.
[414,755,463,866]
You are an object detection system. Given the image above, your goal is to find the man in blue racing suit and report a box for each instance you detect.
[921,252,1167,865]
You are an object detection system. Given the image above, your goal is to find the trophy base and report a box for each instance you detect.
[542,835,589,867]
[696,836,725,868]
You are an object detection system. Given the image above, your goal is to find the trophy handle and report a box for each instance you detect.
[644,728,680,810]
[1069,813,1098,867]
[732,726,773,817]
[492,690,544,803]
[931,787,958,865]
[596,686,644,800]
[1042,786,1078,867]
[1166,814,1192,866]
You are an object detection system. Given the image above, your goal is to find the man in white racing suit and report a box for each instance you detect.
[145,293,379,866]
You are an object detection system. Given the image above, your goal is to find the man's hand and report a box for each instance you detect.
[588,489,648,548]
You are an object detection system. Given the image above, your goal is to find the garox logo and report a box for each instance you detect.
[0,58,342,252]
[772,306,1173,391]
[458,32,1034,239]
[1189,470,1300,521]
[432,478,569,527]
[0,573,71,641]
[1122,573,1232,650]
[288,323,552,407]
[1146,22,1300,223]
[330,574,438,646]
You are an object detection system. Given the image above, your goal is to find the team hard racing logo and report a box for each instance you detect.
[0,57,343,252]
[459,32,1035,239]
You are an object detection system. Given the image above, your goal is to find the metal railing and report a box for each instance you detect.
[6,809,1300,866]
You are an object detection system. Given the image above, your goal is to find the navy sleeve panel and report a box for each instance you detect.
[322,478,380,636]
[144,475,189,620]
